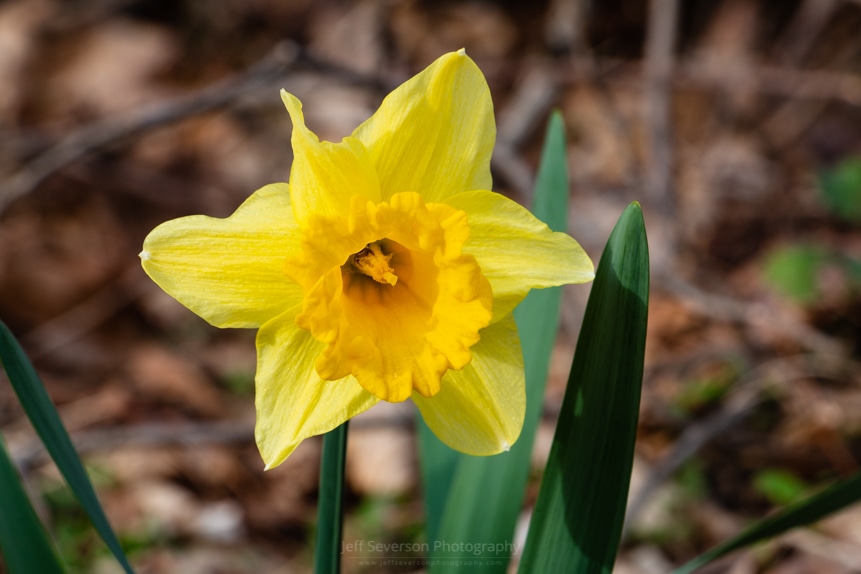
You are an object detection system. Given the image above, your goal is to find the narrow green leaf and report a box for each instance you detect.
[532,111,570,230]
[424,111,572,573]
[518,202,649,574]
[315,421,348,574]
[417,416,460,542]
[0,434,66,574]
[673,472,861,574]
[0,320,133,574]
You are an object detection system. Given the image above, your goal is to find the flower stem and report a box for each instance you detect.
[315,421,349,574]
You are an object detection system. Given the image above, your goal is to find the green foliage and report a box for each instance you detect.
[315,422,349,574]
[518,202,649,574]
[763,244,828,304]
[0,320,133,573]
[819,156,861,223]
[761,154,861,306]
[677,461,708,499]
[419,111,573,573]
[753,469,809,506]
[843,254,861,283]
[674,471,861,573]
[221,368,256,397]
[40,464,119,570]
[0,434,67,574]
[44,479,103,572]
[762,242,861,306]
[416,417,460,543]
[673,371,736,415]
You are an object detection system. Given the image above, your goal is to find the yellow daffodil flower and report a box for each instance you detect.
[140,50,594,469]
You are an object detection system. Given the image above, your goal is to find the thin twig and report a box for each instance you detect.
[10,412,415,473]
[783,529,861,570]
[0,42,393,217]
[544,0,588,53]
[494,61,561,202]
[642,0,679,217]
[552,56,861,109]
[659,270,846,357]
[0,42,295,215]
[624,354,857,536]
[7,44,861,220]
[21,264,153,360]
[774,0,840,66]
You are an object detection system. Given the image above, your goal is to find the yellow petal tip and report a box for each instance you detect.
[280,90,302,116]
[139,249,150,261]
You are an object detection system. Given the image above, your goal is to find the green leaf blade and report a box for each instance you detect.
[0,320,134,574]
[674,472,861,574]
[417,416,460,543]
[0,434,67,574]
[421,111,572,573]
[518,202,649,574]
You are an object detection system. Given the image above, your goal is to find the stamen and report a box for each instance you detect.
[349,242,398,286]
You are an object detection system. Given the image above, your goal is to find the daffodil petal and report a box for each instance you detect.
[255,306,379,469]
[281,90,381,225]
[352,50,494,203]
[412,315,524,455]
[140,183,303,328]
[445,190,595,322]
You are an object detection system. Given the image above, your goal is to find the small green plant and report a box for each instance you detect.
[763,243,861,306]
[753,469,810,506]
[820,156,861,224]
[763,244,829,305]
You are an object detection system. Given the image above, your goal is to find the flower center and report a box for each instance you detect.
[343,241,398,286]
[288,192,493,403]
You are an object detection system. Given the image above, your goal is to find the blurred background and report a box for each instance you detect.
[1,0,861,572]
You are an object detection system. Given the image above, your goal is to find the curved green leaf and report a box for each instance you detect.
[417,416,460,542]
[0,320,133,574]
[0,434,66,573]
[674,472,861,574]
[518,202,649,574]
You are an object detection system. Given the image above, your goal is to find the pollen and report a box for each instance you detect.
[347,242,398,286]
